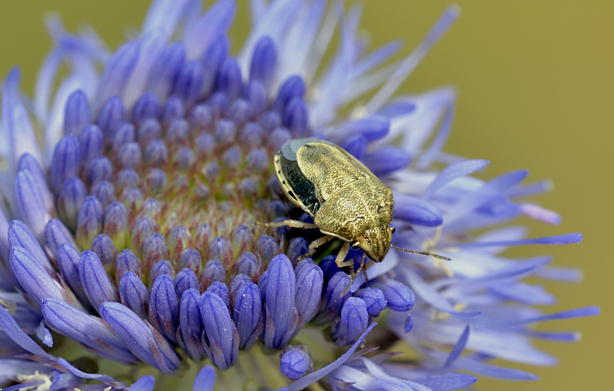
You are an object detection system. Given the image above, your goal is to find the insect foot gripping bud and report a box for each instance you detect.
[259,138,450,282]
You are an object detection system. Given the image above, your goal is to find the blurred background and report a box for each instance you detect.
[0,0,609,389]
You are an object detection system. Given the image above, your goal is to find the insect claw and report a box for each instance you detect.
[341,263,357,297]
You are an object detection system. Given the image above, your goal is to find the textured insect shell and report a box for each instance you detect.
[276,138,394,262]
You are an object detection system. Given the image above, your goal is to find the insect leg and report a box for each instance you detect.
[355,252,368,279]
[297,235,335,261]
[341,248,365,296]
[256,219,318,229]
[333,242,356,296]
[334,241,353,268]
[361,259,373,281]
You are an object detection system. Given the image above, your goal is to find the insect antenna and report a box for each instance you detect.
[390,244,451,261]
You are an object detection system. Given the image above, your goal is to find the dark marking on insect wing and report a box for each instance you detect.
[280,154,320,215]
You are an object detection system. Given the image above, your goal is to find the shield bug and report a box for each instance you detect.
[260,137,449,282]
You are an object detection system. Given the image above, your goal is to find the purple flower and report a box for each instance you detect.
[0,1,597,391]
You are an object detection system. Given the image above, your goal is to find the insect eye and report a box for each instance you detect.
[391,227,396,234]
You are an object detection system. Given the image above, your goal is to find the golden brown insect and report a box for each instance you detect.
[261,138,449,280]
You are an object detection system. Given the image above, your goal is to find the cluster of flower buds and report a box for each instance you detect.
[2,32,418,378]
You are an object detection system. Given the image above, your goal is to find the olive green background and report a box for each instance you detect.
[0,1,608,389]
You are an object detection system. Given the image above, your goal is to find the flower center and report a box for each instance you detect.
[65,89,304,279]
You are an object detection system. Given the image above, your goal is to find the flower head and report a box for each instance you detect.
[0,1,598,390]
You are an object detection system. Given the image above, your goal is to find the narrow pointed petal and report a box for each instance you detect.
[284,323,377,391]
[365,5,460,113]
[100,302,181,374]
[185,0,236,60]
[124,31,168,107]
[96,41,140,106]
[14,169,51,242]
[42,298,137,364]
[364,147,411,176]
[0,304,55,360]
[444,325,471,367]
[445,233,584,249]
[0,210,17,288]
[422,159,490,199]
[17,153,54,213]
[250,35,277,91]
[329,116,390,144]
[401,267,480,317]
[200,36,229,97]
[394,194,443,226]
[8,104,43,177]
[446,170,529,225]
[148,42,186,101]
[56,357,125,388]
[10,247,64,305]
[142,0,191,38]
[514,306,600,325]
[8,220,52,272]
[127,376,155,391]
[413,373,478,391]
